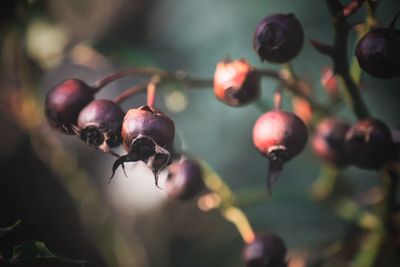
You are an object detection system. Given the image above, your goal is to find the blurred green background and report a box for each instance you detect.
[1,0,400,267]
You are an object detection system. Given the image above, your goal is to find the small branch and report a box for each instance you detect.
[309,39,336,57]
[113,82,148,104]
[326,0,371,119]
[91,67,212,92]
[199,161,256,244]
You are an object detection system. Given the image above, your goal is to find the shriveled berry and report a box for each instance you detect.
[111,105,175,185]
[213,59,261,106]
[165,157,204,200]
[356,28,400,79]
[242,233,287,267]
[45,79,94,135]
[345,118,393,169]
[253,110,308,192]
[77,99,125,152]
[312,118,350,167]
[253,13,304,63]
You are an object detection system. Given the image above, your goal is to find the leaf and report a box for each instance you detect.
[0,219,21,238]
[11,240,85,266]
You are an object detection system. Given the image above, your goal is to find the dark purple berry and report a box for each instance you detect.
[345,118,393,169]
[45,79,94,135]
[165,157,204,200]
[242,233,287,267]
[312,118,350,167]
[77,99,125,152]
[356,28,400,79]
[213,59,261,106]
[111,105,175,185]
[253,110,308,192]
[253,13,304,63]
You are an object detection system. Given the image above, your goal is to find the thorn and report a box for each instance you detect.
[309,39,335,57]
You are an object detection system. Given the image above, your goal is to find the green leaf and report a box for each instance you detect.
[0,219,21,237]
[12,240,86,266]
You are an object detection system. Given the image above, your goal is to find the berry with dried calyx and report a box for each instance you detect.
[77,99,125,152]
[165,157,204,200]
[312,118,350,167]
[111,105,175,185]
[45,79,95,135]
[213,59,261,106]
[345,118,393,169]
[253,110,308,193]
[242,232,287,267]
[253,13,304,63]
[355,12,400,79]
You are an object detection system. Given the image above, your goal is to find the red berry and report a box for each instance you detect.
[77,99,125,152]
[253,110,307,193]
[312,118,350,167]
[165,157,204,200]
[345,118,393,169]
[253,13,304,63]
[242,233,287,267]
[45,79,94,135]
[253,111,308,163]
[213,59,261,106]
[111,105,175,185]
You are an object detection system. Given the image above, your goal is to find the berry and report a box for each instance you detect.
[242,233,287,267]
[213,59,261,106]
[253,13,304,63]
[111,105,175,185]
[253,111,308,163]
[45,79,94,135]
[356,28,400,79]
[77,99,125,152]
[165,157,204,200]
[253,110,308,192]
[312,118,350,167]
[345,118,393,169]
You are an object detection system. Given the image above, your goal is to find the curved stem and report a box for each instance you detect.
[326,0,370,119]
[274,84,283,110]
[91,67,212,92]
[146,76,160,108]
[199,161,256,244]
[113,82,148,104]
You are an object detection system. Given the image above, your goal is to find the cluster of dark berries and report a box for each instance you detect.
[45,78,204,200]
[213,13,307,193]
[312,117,396,170]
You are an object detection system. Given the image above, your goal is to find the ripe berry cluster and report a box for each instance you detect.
[44,3,400,267]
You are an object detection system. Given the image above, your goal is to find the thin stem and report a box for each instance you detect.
[146,76,160,108]
[274,84,283,110]
[326,0,370,119]
[256,68,330,115]
[91,67,213,92]
[199,160,256,244]
[113,82,148,104]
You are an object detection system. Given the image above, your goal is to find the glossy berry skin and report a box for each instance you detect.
[77,99,125,151]
[111,105,175,184]
[213,59,261,106]
[121,105,175,153]
[253,13,304,63]
[312,118,350,167]
[345,118,393,170]
[356,28,400,79]
[253,111,308,163]
[165,158,204,200]
[45,79,94,135]
[242,233,287,267]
